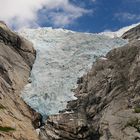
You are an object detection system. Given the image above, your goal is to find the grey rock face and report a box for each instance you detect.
[40,25,140,140]
[0,22,38,140]
[122,24,140,41]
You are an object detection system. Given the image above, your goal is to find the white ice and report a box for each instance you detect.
[99,22,140,38]
[20,27,127,116]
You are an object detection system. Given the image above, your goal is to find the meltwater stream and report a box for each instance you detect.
[20,28,127,117]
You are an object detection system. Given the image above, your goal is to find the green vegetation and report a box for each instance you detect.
[134,107,140,113]
[126,118,140,133]
[0,104,6,110]
[0,126,15,132]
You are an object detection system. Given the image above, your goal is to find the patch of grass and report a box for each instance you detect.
[0,126,15,132]
[0,104,6,110]
[134,107,140,113]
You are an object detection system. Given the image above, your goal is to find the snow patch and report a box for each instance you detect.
[36,129,40,135]
[99,22,140,38]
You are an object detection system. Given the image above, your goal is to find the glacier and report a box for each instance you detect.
[20,27,128,117]
[99,22,140,38]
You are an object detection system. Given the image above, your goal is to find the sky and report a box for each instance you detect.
[0,0,140,33]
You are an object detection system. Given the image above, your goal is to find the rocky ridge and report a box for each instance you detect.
[122,24,140,41]
[0,22,39,140]
[40,25,140,140]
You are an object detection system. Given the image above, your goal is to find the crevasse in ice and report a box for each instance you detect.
[20,28,127,116]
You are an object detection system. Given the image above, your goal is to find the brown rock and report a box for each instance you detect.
[0,22,38,140]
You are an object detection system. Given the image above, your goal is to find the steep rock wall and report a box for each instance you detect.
[0,22,38,140]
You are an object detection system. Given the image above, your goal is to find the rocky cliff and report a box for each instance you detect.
[40,25,140,140]
[0,22,39,140]
[122,24,140,41]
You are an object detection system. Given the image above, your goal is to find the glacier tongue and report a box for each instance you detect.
[20,28,127,116]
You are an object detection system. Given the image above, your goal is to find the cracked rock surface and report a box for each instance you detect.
[0,22,38,140]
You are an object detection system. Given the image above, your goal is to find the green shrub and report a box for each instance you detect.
[0,126,15,132]
[134,107,140,113]
[0,104,6,110]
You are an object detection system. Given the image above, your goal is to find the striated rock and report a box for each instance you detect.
[0,22,38,140]
[122,24,140,41]
[41,26,140,140]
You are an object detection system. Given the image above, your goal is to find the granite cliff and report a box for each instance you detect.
[40,25,140,140]
[0,22,39,140]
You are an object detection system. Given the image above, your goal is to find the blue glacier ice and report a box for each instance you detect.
[20,27,127,116]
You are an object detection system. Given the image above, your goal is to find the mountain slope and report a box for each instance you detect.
[0,22,38,140]
[122,24,140,41]
[38,25,140,140]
